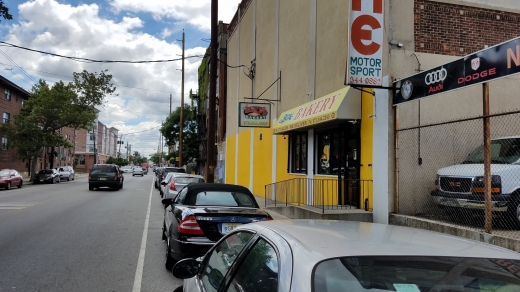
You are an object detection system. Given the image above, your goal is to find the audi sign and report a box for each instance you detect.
[394,36,520,105]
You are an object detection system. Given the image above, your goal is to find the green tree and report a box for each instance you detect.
[0,1,12,22]
[1,70,116,179]
[160,105,199,166]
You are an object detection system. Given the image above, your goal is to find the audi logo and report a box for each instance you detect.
[425,68,447,85]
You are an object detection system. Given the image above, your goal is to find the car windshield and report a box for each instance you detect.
[91,166,115,173]
[313,256,520,292]
[195,191,256,207]
[463,138,520,164]
[0,170,10,176]
[38,170,53,174]
[175,177,205,184]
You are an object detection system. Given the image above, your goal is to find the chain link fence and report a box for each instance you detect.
[396,109,520,239]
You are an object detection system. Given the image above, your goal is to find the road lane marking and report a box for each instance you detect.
[132,177,154,292]
[0,203,38,210]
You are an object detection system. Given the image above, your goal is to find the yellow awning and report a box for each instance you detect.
[273,86,360,134]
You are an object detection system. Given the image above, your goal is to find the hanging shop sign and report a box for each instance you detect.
[345,0,385,87]
[394,36,520,105]
[238,102,271,128]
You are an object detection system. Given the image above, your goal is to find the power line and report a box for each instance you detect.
[0,41,205,64]
[0,49,38,84]
[120,125,162,135]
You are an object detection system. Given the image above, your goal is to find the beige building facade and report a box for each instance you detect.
[225,0,520,223]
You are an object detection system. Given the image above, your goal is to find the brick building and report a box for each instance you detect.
[0,75,31,176]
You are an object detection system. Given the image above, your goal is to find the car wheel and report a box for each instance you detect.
[72,175,75,181]
[119,182,123,189]
[18,181,22,188]
[173,286,183,292]
[89,185,94,191]
[67,176,70,181]
[6,182,11,190]
[165,229,175,270]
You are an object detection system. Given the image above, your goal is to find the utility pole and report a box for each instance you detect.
[179,30,185,168]
[170,93,172,115]
[117,135,123,158]
[126,141,129,163]
[206,0,217,183]
[93,125,97,165]
[159,123,163,166]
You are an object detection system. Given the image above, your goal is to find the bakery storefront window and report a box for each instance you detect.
[290,132,307,174]
[317,129,344,175]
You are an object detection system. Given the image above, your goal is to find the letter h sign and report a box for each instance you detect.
[352,0,383,13]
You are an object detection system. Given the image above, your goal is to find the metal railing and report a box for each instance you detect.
[264,177,373,213]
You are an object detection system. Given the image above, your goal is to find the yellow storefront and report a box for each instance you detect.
[225,86,374,210]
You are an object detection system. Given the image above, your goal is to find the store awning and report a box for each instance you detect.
[273,86,360,134]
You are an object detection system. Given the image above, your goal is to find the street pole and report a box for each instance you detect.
[483,82,492,234]
[206,0,217,183]
[170,93,172,115]
[93,127,97,165]
[179,30,185,168]
[117,135,123,159]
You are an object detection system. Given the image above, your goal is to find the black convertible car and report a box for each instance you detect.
[162,183,272,269]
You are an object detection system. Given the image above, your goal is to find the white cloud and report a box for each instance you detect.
[160,28,172,39]
[1,0,231,158]
[110,0,241,32]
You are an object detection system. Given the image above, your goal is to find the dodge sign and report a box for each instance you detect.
[394,36,520,105]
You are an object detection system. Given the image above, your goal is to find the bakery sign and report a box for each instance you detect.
[238,102,271,128]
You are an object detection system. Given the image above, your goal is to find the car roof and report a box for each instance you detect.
[246,220,520,261]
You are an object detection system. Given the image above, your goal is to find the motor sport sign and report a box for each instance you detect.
[393,36,520,105]
[345,0,384,87]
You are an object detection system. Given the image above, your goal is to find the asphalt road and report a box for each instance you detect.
[0,174,182,292]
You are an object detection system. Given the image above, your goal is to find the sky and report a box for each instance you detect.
[0,0,241,158]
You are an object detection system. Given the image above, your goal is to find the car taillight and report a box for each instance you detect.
[169,180,177,191]
[178,215,204,235]
[266,215,274,221]
[88,173,92,179]
[114,173,119,180]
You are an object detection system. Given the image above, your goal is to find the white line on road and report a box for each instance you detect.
[132,178,154,292]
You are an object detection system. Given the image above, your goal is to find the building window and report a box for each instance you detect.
[5,89,10,101]
[79,156,85,165]
[3,112,9,124]
[21,100,25,108]
[2,137,7,150]
[290,132,307,174]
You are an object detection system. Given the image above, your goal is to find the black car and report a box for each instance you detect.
[33,169,60,184]
[88,164,124,191]
[162,183,272,269]
[154,167,185,189]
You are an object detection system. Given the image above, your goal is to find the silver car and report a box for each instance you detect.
[162,174,205,202]
[173,220,520,292]
[132,166,144,176]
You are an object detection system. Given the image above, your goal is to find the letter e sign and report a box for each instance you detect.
[346,0,384,86]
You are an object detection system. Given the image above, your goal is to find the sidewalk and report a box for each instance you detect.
[254,195,290,220]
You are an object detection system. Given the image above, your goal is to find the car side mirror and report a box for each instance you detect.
[162,198,174,206]
[172,258,200,279]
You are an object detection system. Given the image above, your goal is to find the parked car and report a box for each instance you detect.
[64,166,75,180]
[132,166,144,177]
[162,174,205,201]
[162,183,272,269]
[0,169,23,189]
[120,166,133,173]
[159,172,176,197]
[33,169,60,184]
[155,167,185,189]
[88,164,124,191]
[56,167,73,181]
[431,136,520,225]
[173,220,520,292]
[142,167,148,175]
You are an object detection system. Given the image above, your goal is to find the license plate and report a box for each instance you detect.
[99,177,107,181]
[221,223,241,234]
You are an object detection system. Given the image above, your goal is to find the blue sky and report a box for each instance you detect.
[0,0,240,158]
